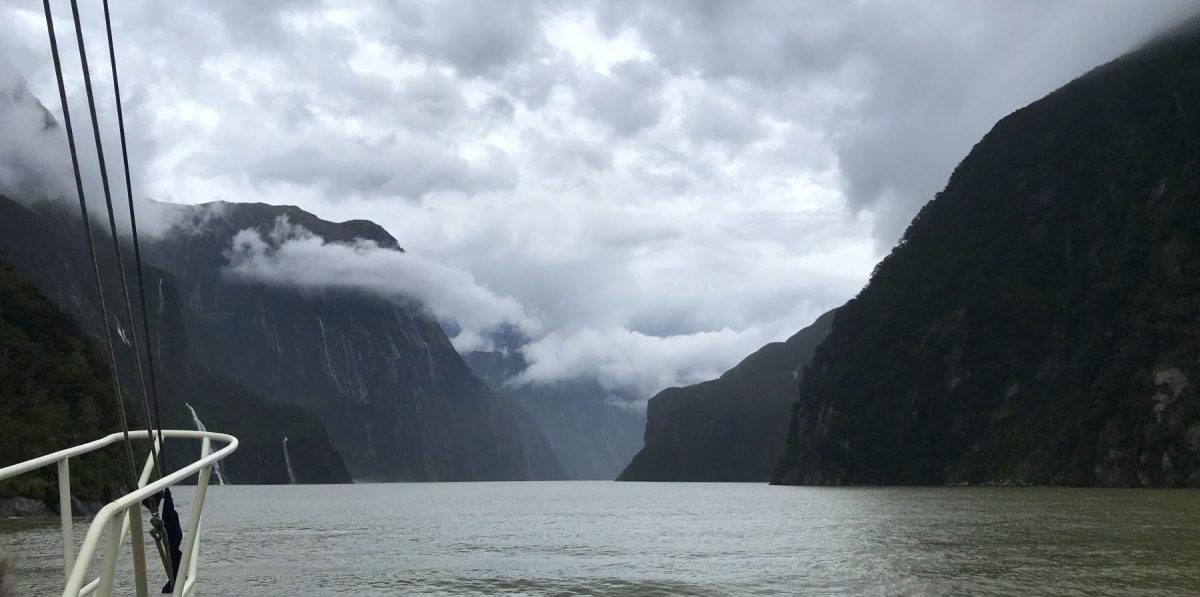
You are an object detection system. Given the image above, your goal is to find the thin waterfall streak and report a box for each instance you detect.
[283,437,297,484]
[185,403,229,485]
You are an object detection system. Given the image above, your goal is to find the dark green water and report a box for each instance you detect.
[2,482,1198,595]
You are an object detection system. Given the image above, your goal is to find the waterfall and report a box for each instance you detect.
[185,403,229,486]
[282,436,297,484]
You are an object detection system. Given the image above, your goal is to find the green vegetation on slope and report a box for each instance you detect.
[774,21,1200,487]
[0,258,124,502]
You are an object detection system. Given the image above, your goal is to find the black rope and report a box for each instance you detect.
[41,0,138,486]
[100,0,168,480]
[95,13,181,586]
[66,0,164,486]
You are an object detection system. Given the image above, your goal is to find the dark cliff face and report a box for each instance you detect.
[618,309,836,482]
[465,350,645,480]
[774,23,1200,487]
[0,197,351,484]
[146,201,566,481]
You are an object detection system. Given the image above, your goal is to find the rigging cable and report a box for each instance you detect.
[65,0,165,483]
[95,2,181,584]
[50,1,181,585]
[40,0,139,486]
[100,0,168,481]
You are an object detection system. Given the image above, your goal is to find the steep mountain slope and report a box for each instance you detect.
[618,309,836,482]
[146,202,565,481]
[0,197,350,484]
[0,257,124,504]
[465,350,645,480]
[774,21,1200,487]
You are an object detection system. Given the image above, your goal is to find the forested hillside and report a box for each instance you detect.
[774,20,1200,487]
[0,258,123,504]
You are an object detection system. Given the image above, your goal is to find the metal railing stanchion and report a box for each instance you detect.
[172,437,213,597]
[58,458,75,581]
[95,513,123,597]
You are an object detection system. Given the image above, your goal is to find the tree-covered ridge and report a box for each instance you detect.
[0,258,124,502]
[774,19,1200,487]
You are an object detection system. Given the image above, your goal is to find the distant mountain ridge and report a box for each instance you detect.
[618,309,836,482]
[465,349,645,480]
[159,200,403,251]
[774,18,1200,487]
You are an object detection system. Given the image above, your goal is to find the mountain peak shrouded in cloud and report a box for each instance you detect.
[0,60,70,203]
[3,1,1199,404]
[160,199,404,251]
[222,214,542,353]
[0,57,176,237]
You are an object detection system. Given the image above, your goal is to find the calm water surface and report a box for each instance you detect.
[2,482,1199,595]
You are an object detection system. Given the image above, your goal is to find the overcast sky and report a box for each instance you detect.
[1,0,1196,403]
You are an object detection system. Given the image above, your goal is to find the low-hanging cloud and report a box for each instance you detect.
[223,215,540,352]
[0,59,72,202]
[512,325,776,401]
[0,54,179,239]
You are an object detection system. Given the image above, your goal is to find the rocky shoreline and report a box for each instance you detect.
[0,496,105,519]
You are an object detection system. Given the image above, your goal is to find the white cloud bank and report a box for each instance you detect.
[223,216,539,352]
[515,326,773,400]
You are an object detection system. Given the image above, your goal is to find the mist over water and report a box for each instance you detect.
[2,483,1199,595]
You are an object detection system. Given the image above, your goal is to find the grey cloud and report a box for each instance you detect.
[202,0,322,50]
[578,59,665,135]
[563,138,611,172]
[280,95,316,129]
[221,136,516,200]
[521,129,611,175]
[0,61,71,202]
[831,0,1200,244]
[496,54,571,108]
[595,0,851,84]
[599,0,1200,244]
[684,91,766,147]
[379,0,546,78]
[481,95,516,125]
[394,69,468,134]
[513,325,775,400]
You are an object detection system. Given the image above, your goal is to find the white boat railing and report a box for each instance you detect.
[0,429,238,597]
